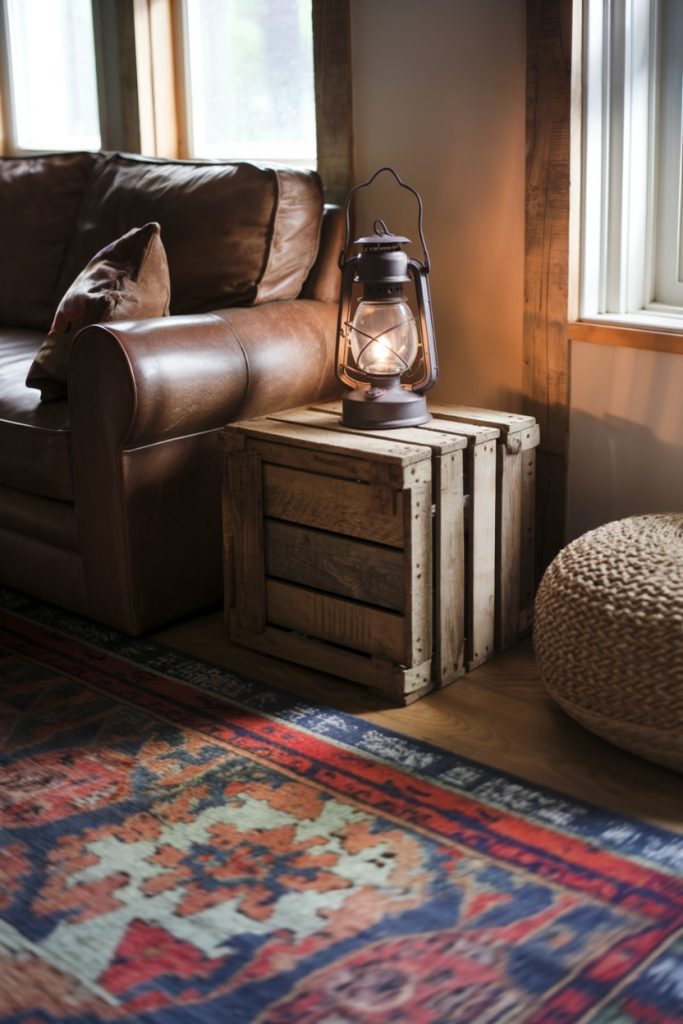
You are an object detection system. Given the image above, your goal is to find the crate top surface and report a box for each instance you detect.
[223,413,437,467]
[290,406,472,452]
[429,402,537,436]
[308,401,499,446]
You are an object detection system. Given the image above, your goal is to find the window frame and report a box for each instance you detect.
[577,0,683,337]
[0,0,352,203]
[652,0,683,309]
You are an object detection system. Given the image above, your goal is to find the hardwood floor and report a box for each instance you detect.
[154,610,683,832]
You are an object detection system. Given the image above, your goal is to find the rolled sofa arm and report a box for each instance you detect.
[67,298,341,635]
[70,298,339,448]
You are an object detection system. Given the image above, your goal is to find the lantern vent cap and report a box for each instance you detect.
[355,219,410,249]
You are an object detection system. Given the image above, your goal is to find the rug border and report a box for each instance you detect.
[1,585,682,880]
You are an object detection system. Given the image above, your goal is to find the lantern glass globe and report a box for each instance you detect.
[348,298,419,377]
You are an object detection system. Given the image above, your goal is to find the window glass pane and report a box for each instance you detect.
[184,0,316,165]
[5,0,100,151]
[653,0,683,308]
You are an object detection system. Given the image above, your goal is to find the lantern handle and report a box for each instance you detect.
[339,166,431,272]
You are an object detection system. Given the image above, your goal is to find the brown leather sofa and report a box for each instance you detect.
[0,151,342,634]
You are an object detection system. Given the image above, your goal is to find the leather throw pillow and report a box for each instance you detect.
[26,222,171,402]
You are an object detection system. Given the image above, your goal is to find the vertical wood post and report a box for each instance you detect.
[312,0,353,204]
[227,450,267,635]
[524,0,573,575]
[92,0,142,153]
[0,11,8,156]
[433,449,466,684]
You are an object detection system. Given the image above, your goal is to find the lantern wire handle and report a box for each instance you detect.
[339,166,431,272]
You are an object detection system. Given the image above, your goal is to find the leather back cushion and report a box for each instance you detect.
[0,152,98,330]
[59,154,324,314]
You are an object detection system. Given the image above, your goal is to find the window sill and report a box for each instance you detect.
[568,318,683,355]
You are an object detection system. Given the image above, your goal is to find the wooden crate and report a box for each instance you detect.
[222,404,501,702]
[431,404,540,649]
[223,416,436,703]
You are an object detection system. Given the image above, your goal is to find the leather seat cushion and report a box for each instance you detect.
[58,154,324,316]
[0,329,73,501]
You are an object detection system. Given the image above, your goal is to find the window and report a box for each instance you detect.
[0,0,350,192]
[579,0,683,329]
[1,0,100,152]
[178,0,316,166]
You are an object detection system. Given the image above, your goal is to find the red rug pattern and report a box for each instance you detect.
[0,597,682,1023]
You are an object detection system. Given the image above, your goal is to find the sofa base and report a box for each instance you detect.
[0,526,86,616]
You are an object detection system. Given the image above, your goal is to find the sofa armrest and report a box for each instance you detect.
[67,298,341,634]
[69,298,340,449]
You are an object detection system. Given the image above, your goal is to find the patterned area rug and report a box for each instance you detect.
[1,588,682,1024]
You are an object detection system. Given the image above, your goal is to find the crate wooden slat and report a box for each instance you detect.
[420,416,498,670]
[430,402,540,649]
[432,443,466,681]
[264,520,405,612]
[262,461,405,547]
[266,578,406,662]
[229,621,433,702]
[223,449,265,633]
[401,475,433,670]
[222,416,435,704]
[224,415,429,466]
[305,403,498,672]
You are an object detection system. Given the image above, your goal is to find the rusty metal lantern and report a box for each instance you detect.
[336,166,438,429]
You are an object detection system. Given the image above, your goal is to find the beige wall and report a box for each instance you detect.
[568,342,683,539]
[349,0,526,409]
[348,3,683,539]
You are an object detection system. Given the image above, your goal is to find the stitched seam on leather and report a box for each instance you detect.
[120,426,226,453]
[217,315,251,416]
[296,184,325,296]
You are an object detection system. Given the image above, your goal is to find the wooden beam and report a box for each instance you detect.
[312,0,353,204]
[0,0,12,154]
[524,0,573,575]
[134,0,181,157]
[569,319,683,356]
[92,0,141,153]
[0,84,8,156]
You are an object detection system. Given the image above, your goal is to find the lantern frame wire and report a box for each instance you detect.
[340,167,431,272]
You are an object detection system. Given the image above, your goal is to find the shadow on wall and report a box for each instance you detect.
[567,408,683,541]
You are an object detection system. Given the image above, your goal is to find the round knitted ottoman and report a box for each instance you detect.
[534,514,683,772]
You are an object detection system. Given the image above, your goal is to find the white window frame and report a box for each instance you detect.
[579,0,683,330]
[652,0,683,310]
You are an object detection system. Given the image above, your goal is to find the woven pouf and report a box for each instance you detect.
[534,514,683,772]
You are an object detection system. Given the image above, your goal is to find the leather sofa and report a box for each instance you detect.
[0,151,343,634]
